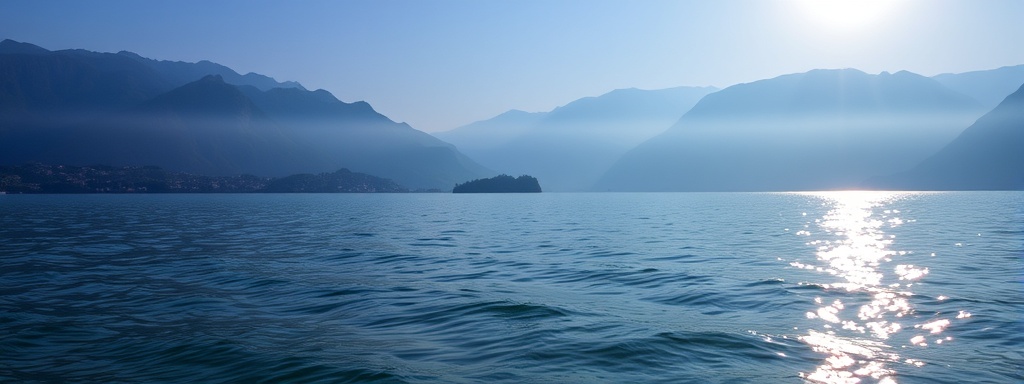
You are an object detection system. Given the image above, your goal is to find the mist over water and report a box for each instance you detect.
[1,193,1021,383]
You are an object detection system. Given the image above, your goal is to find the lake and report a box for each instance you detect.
[1,192,1021,383]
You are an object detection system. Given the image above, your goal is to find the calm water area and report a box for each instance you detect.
[1,192,1021,383]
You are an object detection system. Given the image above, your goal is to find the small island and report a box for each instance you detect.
[453,174,542,193]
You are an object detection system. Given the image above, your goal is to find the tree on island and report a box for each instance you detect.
[452,174,542,193]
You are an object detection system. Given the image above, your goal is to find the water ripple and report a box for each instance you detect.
[1,193,1020,383]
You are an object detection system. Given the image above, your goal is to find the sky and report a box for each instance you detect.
[1,0,1022,132]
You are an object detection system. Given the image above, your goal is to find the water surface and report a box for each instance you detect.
[1,192,1021,383]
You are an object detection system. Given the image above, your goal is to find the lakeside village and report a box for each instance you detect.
[0,164,540,194]
[0,164,408,194]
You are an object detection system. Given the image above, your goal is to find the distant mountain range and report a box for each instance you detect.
[440,64,1024,192]
[436,86,717,191]
[595,69,990,191]
[0,39,489,190]
[2,39,1020,192]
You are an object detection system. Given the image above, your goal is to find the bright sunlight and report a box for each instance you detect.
[795,0,902,32]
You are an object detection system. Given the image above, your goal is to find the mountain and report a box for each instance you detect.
[0,39,305,125]
[46,75,312,177]
[933,64,1024,110]
[239,85,491,190]
[0,41,172,163]
[0,40,490,190]
[0,43,169,117]
[595,69,987,191]
[435,86,717,191]
[867,82,1024,190]
[434,109,547,154]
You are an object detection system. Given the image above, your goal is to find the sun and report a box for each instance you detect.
[795,0,899,32]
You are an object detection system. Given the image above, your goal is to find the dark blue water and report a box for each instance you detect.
[1,192,1021,383]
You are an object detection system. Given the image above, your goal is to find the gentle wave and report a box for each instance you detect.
[1,192,1021,383]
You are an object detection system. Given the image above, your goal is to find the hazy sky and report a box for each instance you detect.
[2,0,1022,132]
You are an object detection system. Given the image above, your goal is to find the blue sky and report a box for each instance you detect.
[2,0,1022,131]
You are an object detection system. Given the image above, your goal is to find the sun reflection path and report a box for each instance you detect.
[788,191,961,384]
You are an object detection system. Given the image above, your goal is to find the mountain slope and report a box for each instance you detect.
[0,43,169,116]
[434,109,547,154]
[0,42,172,163]
[240,86,491,190]
[596,69,986,191]
[867,82,1024,190]
[49,75,312,177]
[436,86,717,191]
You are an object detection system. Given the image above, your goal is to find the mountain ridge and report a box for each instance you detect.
[5,39,1020,191]
[0,39,306,91]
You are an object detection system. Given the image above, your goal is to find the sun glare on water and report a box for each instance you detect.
[786,191,968,383]
[795,0,900,32]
